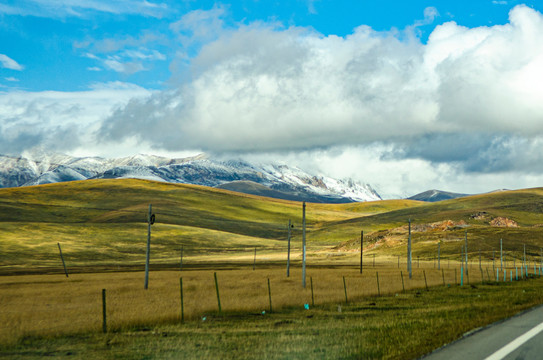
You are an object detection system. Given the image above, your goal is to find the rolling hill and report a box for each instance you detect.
[1,179,542,274]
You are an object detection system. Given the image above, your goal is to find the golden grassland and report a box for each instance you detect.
[1,264,543,359]
[2,180,543,357]
[0,257,535,346]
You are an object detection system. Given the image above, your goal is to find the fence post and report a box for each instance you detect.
[214,272,222,314]
[343,276,348,303]
[267,278,272,313]
[423,270,428,291]
[310,276,315,306]
[461,267,464,286]
[400,271,405,292]
[438,242,441,270]
[180,277,184,323]
[57,242,69,278]
[442,268,445,286]
[102,289,107,333]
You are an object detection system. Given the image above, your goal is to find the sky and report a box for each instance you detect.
[1,0,543,198]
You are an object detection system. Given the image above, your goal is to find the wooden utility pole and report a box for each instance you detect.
[360,231,364,274]
[464,230,468,275]
[287,220,292,277]
[407,219,412,279]
[302,202,307,288]
[500,238,503,270]
[144,204,154,290]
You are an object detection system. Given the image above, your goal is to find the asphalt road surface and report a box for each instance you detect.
[422,304,543,360]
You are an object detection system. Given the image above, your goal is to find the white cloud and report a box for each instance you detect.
[103,58,145,74]
[0,54,24,70]
[0,82,151,155]
[101,5,543,153]
[0,0,169,19]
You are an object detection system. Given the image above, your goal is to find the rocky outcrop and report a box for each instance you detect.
[490,217,519,227]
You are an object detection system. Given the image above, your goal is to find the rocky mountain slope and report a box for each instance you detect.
[0,152,381,203]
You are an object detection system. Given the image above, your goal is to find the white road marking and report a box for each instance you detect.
[484,322,543,360]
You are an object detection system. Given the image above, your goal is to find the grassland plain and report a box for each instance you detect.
[2,180,543,358]
[1,273,543,359]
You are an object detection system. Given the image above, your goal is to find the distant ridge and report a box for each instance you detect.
[0,151,381,204]
[408,189,470,202]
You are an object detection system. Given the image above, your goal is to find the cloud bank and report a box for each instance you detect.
[99,5,543,164]
[3,4,543,197]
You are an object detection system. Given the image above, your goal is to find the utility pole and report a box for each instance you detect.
[144,204,155,290]
[465,230,468,275]
[408,219,412,279]
[360,230,364,274]
[302,202,307,288]
[287,220,292,277]
[500,239,503,270]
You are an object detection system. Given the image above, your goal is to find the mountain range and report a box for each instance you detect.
[407,189,470,202]
[0,151,382,203]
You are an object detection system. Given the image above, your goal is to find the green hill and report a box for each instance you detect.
[1,179,542,273]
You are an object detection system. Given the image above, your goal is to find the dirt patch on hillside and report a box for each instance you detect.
[332,220,468,252]
[490,217,518,227]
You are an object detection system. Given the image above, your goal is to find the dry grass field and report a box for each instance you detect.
[0,257,533,346]
[2,180,543,358]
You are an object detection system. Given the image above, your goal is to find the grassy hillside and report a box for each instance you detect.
[0,179,421,272]
[1,179,543,273]
[326,188,543,261]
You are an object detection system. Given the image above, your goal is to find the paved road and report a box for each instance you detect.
[422,304,543,360]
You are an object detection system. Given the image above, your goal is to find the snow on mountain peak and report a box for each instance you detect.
[0,152,381,203]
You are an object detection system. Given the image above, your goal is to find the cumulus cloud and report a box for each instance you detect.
[100,5,543,164]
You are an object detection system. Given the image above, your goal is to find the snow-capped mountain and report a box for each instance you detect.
[0,152,381,203]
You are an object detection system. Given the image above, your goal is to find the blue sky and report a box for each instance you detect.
[1,1,543,198]
[0,0,531,92]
